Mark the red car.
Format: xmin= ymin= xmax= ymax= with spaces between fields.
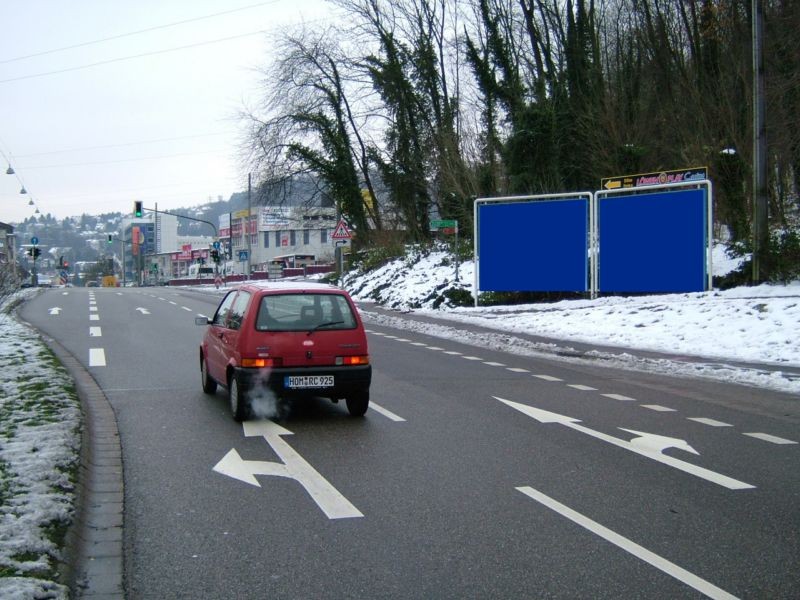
xmin=197 ymin=282 xmax=371 ymax=420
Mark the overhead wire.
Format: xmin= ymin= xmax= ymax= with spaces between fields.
xmin=12 ymin=131 xmax=229 ymax=158
xmin=0 ymin=30 xmax=269 ymax=84
xmin=0 ymin=0 xmax=282 ymax=65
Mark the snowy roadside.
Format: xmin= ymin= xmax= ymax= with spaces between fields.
xmin=0 ymin=290 xmax=80 ymax=600
xmin=344 ymin=246 xmax=800 ymax=396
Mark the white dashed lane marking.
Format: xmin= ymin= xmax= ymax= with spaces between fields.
xmin=533 ymin=374 xmax=563 ymax=382
xmin=743 ymin=433 xmax=797 ymax=445
xmin=688 ymin=418 xmax=733 ymax=427
xmin=369 ymin=402 xmax=406 ymax=422
xmin=89 ymin=348 xmax=106 ymax=367
xmin=641 ymin=405 xmax=677 ymax=412
xmin=603 ymin=393 xmax=636 ymax=401
xmin=89 ymin=327 xmax=102 ymax=337
xmin=567 ymin=384 xmax=597 ymax=391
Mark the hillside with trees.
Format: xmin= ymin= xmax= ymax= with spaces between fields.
xmin=241 ymin=0 xmax=799 ymax=281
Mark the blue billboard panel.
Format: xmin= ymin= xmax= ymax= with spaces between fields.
xmin=478 ymin=199 xmax=589 ymax=292
xmin=598 ymin=188 xmax=707 ymax=292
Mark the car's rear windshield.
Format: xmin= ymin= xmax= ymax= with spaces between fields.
xmin=255 ymin=293 xmax=358 ymax=332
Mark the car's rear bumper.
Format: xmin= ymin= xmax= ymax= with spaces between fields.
xmin=233 ymin=364 xmax=371 ymax=397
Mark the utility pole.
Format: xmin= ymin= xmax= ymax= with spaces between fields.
xmin=752 ymin=0 xmax=769 ymax=283
xmin=247 ymin=173 xmax=252 ymax=280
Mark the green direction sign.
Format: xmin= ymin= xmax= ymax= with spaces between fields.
xmin=430 ymin=219 xmax=456 ymax=230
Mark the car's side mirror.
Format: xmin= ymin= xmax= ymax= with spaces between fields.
xmin=195 ymin=316 xmax=211 ymax=326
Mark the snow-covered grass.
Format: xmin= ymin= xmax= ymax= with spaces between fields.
xmin=0 ymin=290 xmax=80 ymax=600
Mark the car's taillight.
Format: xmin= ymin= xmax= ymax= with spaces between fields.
xmin=336 ymin=355 xmax=369 ymax=366
xmin=241 ymin=357 xmax=283 ymax=368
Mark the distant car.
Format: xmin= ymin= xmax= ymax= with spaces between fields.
xmin=86 ymin=281 xmax=99 ymax=287
xmin=196 ymin=282 xmax=371 ymax=421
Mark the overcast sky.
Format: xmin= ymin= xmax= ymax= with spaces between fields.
xmin=0 ymin=0 xmax=335 ymax=224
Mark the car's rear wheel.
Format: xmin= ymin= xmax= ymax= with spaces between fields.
xmin=200 ymin=355 xmax=217 ymax=394
xmin=228 ymin=373 xmax=250 ymax=422
xmin=345 ymin=391 xmax=369 ymax=417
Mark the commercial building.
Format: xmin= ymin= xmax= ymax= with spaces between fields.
xmin=221 ymin=205 xmax=338 ymax=274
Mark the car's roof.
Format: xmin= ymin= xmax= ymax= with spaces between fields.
xmin=234 ymin=280 xmax=348 ymax=295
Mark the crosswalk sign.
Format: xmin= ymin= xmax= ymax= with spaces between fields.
xmin=331 ymin=219 xmax=352 ymax=240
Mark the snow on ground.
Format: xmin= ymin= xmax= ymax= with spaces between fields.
xmin=0 ymin=290 xmax=80 ymax=599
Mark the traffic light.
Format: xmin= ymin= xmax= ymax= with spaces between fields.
xmin=210 ymin=249 xmax=220 ymax=263
xmin=33 ymin=247 xmax=41 ymax=258
xmin=107 ymin=234 xmax=113 ymax=244
xmin=134 ymin=201 xmax=143 ymax=218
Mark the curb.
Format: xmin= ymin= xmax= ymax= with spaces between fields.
xmin=37 ymin=333 xmax=125 ymax=599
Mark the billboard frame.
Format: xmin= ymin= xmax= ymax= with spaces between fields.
xmin=594 ymin=179 xmax=713 ymax=294
xmin=473 ymin=192 xmax=595 ymax=306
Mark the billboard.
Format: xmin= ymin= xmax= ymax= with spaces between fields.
xmin=476 ymin=195 xmax=591 ymax=293
xmin=597 ymin=187 xmax=709 ymax=293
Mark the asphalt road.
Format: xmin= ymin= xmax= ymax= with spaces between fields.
xmin=20 ymin=286 xmax=800 ymax=599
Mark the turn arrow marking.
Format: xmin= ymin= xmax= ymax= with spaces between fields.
xmin=49 ymin=307 xmax=62 ymax=315
xmin=213 ymin=420 xmax=363 ymax=519
xmin=135 ymin=307 xmax=150 ymax=315
xmin=495 ymin=397 xmax=754 ymax=490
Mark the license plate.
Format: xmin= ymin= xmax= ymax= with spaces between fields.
xmin=284 ymin=375 xmax=334 ymax=389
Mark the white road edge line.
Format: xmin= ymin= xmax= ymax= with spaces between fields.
xmin=369 ymin=402 xmax=406 ymax=422
xmin=516 ymin=486 xmax=739 ymax=600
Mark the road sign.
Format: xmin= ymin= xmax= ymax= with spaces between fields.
xmin=601 ymin=167 xmax=707 ymax=190
xmin=31 ymin=236 xmax=39 ymax=245
xmin=238 ymin=250 xmax=249 ymax=262
xmin=331 ymin=219 xmax=352 ymax=240
xmin=430 ymin=219 xmax=456 ymax=230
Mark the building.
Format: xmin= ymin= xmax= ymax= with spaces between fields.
xmin=220 ymin=205 xmax=338 ymax=273
xmin=0 ymin=221 xmax=16 ymax=266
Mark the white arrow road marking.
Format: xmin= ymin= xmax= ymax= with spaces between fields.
xmin=516 ymin=486 xmax=739 ymax=600
xmin=89 ymin=327 xmax=102 ymax=337
xmin=135 ymin=307 xmax=150 ymax=315
xmin=49 ymin=307 xmax=62 ymax=315
xmin=213 ymin=420 xmax=363 ymax=519
xmin=61 ymin=291 xmax=69 ymax=296
xmin=495 ymin=397 xmax=755 ymax=490
xmin=89 ymin=348 xmax=106 ymax=367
